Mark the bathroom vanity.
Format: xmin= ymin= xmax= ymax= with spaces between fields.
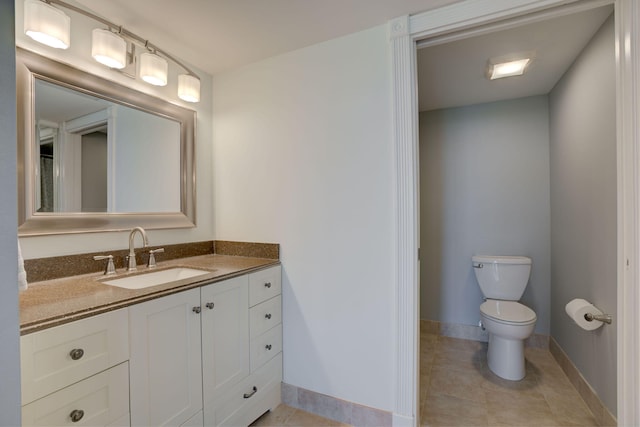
xmin=19 ymin=256 xmax=281 ymax=427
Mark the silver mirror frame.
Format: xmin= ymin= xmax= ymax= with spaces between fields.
xmin=17 ymin=48 xmax=197 ymax=236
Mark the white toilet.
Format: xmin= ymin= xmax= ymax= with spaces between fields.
xmin=472 ymin=255 xmax=537 ymax=381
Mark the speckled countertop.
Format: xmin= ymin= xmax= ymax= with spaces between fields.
xmin=19 ymin=254 xmax=279 ymax=335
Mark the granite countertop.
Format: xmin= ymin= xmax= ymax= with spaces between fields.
xmin=19 ymin=254 xmax=279 ymax=335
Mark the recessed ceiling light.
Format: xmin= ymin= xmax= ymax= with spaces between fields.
xmin=488 ymin=58 xmax=531 ymax=80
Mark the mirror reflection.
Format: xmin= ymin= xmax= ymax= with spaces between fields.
xmin=17 ymin=47 xmax=196 ymax=236
xmin=34 ymin=79 xmax=181 ymax=214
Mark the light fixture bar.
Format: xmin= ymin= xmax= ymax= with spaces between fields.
xmin=34 ymin=0 xmax=199 ymax=81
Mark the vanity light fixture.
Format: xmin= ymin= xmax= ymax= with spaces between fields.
xmin=140 ymin=52 xmax=168 ymax=86
xmin=23 ymin=0 xmax=201 ymax=103
xmin=488 ymin=58 xmax=531 ymax=80
xmin=24 ymin=0 xmax=70 ymax=49
xmin=91 ymin=29 xmax=127 ymax=69
xmin=178 ymin=74 xmax=201 ymax=103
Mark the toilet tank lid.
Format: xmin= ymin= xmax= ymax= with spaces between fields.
xmin=472 ymin=255 xmax=531 ymax=265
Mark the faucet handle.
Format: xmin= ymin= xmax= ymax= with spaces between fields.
xmin=147 ymin=248 xmax=165 ymax=268
xmin=93 ymin=255 xmax=116 ymax=275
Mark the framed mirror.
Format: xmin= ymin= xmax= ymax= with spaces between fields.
xmin=16 ymin=48 xmax=197 ymax=236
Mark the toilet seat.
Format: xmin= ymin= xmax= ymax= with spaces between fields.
xmin=480 ymin=300 xmax=536 ymax=324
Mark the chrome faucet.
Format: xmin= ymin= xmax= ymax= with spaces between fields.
xmin=127 ymin=227 xmax=149 ymax=271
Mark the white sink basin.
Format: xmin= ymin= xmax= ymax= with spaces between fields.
xmin=102 ymin=267 xmax=210 ymax=290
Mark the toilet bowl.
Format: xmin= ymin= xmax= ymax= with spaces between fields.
xmin=472 ymin=255 xmax=537 ymax=381
xmin=480 ymin=299 xmax=536 ymax=380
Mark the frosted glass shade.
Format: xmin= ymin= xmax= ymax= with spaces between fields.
xmin=24 ymin=0 xmax=70 ymax=49
xmin=178 ymin=74 xmax=200 ymax=103
xmin=92 ymin=29 xmax=126 ymax=69
xmin=140 ymin=52 xmax=168 ymax=86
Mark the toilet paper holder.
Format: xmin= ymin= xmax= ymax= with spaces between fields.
xmin=584 ymin=312 xmax=613 ymax=324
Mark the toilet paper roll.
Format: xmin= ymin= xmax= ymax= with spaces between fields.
xmin=565 ymin=298 xmax=603 ymax=331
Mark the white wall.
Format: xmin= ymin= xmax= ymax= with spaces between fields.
xmin=212 ymin=25 xmax=394 ymax=411
xmin=14 ymin=0 xmax=214 ymax=258
xmin=419 ymin=96 xmax=551 ymax=334
xmin=112 ymin=106 xmax=180 ymax=212
xmin=0 ymin=0 xmax=22 ymax=424
xmin=549 ymin=15 xmax=616 ymax=414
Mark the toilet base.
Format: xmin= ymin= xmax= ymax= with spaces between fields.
xmin=487 ymin=334 xmax=526 ymax=381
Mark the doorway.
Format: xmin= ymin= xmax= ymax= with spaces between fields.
xmin=417 ymin=5 xmax=615 ymax=426
xmin=389 ymin=1 xmax=640 ymax=426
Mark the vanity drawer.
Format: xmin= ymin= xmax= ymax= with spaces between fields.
xmin=249 ymin=296 xmax=281 ymax=339
xmin=22 ymin=362 xmax=130 ymax=427
xmin=250 ymin=325 xmax=282 ymax=372
xmin=21 ymin=309 xmax=129 ymax=405
xmin=248 ymin=266 xmax=281 ymax=307
xmin=207 ymin=353 xmax=282 ymax=427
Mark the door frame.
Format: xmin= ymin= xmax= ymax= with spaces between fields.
xmin=389 ymin=0 xmax=640 ymax=426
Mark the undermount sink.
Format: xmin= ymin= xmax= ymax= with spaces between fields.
xmin=102 ymin=267 xmax=211 ymax=290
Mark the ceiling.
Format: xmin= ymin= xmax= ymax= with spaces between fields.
xmin=72 ymin=1 xmax=612 ymax=111
xmin=75 ymin=0 xmax=461 ymax=76
xmin=36 ymin=80 xmax=109 ymax=123
xmin=417 ymin=5 xmax=613 ymax=111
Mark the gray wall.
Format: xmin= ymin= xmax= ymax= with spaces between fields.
xmin=81 ymin=132 xmax=108 ymax=212
xmin=419 ymin=96 xmax=551 ymax=334
xmin=0 ymin=0 xmax=22 ymax=424
xmin=549 ymin=15 xmax=616 ymax=414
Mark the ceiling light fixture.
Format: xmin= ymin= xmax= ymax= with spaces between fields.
xmin=24 ymin=0 xmax=70 ymax=49
xmin=488 ymin=58 xmax=531 ymax=80
xmin=23 ymin=0 xmax=201 ymax=103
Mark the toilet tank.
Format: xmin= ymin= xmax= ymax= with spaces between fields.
xmin=472 ymin=255 xmax=532 ymax=300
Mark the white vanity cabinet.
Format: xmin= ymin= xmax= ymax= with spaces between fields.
xmin=20 ymin=264 xmax=281 ymax=427
xmin=206 ymin=266 xmax=283 ymax=427
xmin=20 ymin=309 xmax=130 ymax=427
xmin=129 ymin=287 xmax=203 ymax=427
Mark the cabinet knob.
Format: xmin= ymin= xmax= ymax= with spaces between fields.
xmin=265 ymin=313 xmax=272 ymax=320
xmin=205 ymin=302 xmax=215 ymax=309
xmin=265 ymin=344 xmax=272 ymax=351
xmin=69 ymin=348 xmax=84 ymax=361
xmin=69 ymin=409 xmax=85 ymax=423
xmin=243 ymin=386 xmax=258 ymax=399
xmin=264 ymin=282 xmax=272 ymax=289
xmin=192 ymin=306 xmax=201 ymax=314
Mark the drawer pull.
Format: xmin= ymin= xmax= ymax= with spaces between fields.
xmin=265 ymin=344 xmax=272 ymax=351
xmin=69 ymin=409 xmax=85 ymax=423
xmin=264 ymin=282 xmax=272 ymax=289
xmin=243 ymin=386 xmax=258 ymax=399
xmin=69 ymin=348 xmax=84 ymax=361
xmin=193 ymin=306 xmax=201 ymax=314
xmin=265 ymin=313 xmax=272 ymax=320
xmin=205 ymin=302 xmax=215 ymax=309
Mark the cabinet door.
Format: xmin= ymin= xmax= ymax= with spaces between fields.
xmin=201 ymin=276 xmax=249 ymax=407
xmin=129 ymin=288 xmax=202 ymax=427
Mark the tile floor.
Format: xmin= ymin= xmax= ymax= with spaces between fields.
xmin=253 ymin=332 xmax=598 ymax=427
xmin=250 ymin=404 xmax=350 ymax=426
xmin=420 ymin=331 xmax=599 ymax=427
